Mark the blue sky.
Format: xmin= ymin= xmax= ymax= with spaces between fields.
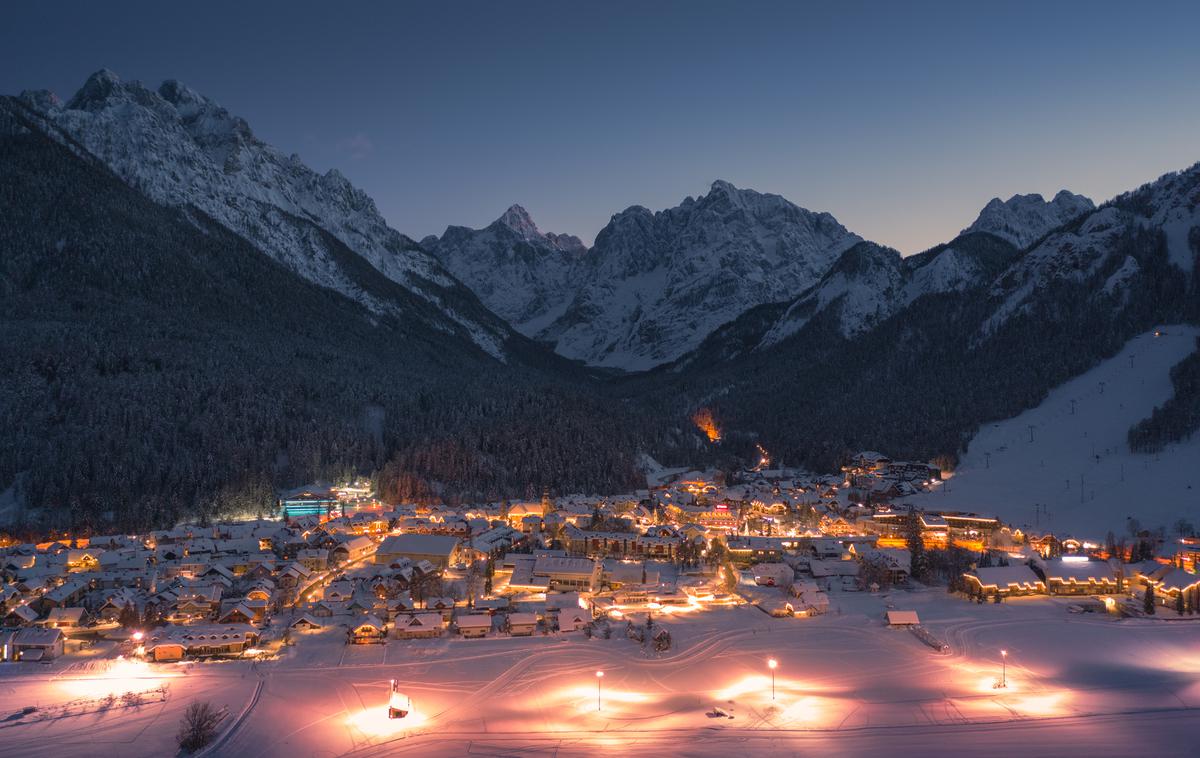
xmin=3 ymin=1 xmax=1199 ymax=252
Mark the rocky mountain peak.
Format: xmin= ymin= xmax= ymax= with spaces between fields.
xmin=65 ymin=69 xmax=156 ymax=112
xmin=495 ymin=204 xmax=540 ymax=238
xmin=964 ymin=189 xmax=1095 ymax=249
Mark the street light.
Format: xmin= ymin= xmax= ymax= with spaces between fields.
xmin=1000 ymin=649 xmax=1008 ymax=688
xmin=767 ymin=658 xmax=778 ymax=701
xmin=596 ymin=670 xmax=604 ymax=711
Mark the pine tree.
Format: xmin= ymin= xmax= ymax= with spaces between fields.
xmin=1144 ymin=583 xmax=1156 ymax=615
xmin=904 ymin=508 xmax=930 ymax=582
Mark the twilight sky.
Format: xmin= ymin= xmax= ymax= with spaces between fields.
xmin=4 ymin=1 xmax=1199 ymax=253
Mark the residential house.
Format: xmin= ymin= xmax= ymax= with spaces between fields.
xmin=349 ymin=616 xmax=387 ymax=644
xmin=375 ymin=534 xmax=461 ymax=569
xmin=506 ymin=612 xmax=539 ymax=636
xmin=455 ymin=614 xmax=492 ymax=638
xmin=393 ymin=613 xmax=444 ymax=639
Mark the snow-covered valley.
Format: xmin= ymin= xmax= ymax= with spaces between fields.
xmin=4 ymin=592 xmax=1199 ymax=758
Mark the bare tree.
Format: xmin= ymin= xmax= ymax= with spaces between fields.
xmin=177 ymin=701 xmax=224 ymax=753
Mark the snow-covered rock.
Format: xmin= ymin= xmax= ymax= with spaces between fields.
xmin=539 ymin=180 xmax=861 ymax=370
xmin=19 ymin=70 xmax=512 ymax=359
xmin=424 ymin=204 xmax=587 ymax=334
xmin=963 ymin=190 xmax=1095 ymax=249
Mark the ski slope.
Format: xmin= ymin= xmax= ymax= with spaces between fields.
xmin=909 ymin=325 xmax=1200 ymax=538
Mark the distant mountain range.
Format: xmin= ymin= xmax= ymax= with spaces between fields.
xmin=428 ymin=182 xmax=1117 ymax=371
xmin=2 ymin=69 xmax=1198 ymax=531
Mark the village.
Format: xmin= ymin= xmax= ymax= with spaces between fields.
xmin=1 ymin=452 xmax=1199 ymax=756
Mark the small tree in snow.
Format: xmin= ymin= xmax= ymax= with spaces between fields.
xmin=1144 ymin=584 xmax=1156 ymax=615
xmin=117 ymin=602 xmax=139 ymax=628
xmin=178 ymin=701 xmax=223 ymax=753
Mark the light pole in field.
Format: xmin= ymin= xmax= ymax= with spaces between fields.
xmin=596 ymin=670 xmax=604 ymax=711
xmin=767 ymin=658 xmax=778 ymax=701
xmin=1000 ymin=649 xmax=1008 ymax=688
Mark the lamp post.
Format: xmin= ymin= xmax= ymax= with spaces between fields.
xmin=767 ymin=658 xmax=778 ymax=701
xmin=1000 ymin=649 xmax=1008 ymax=688
xmin=596 ymin=670 xmax=604 ymax=711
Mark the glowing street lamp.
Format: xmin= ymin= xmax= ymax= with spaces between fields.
xmin=767 ymin=658 xmax=778 ymax=701
xmin=596 ymin=670 xmax=604 ymax=711
xmin=1000 ymin=649 xmax=1008 ymax=688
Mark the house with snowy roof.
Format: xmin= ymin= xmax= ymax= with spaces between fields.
xmin=332 ymin=535 xmax=376 ymax=564
xmin=1039 ymin=558 xmax=1118 ymax=595
xmin=857 ymin=547 xmax=912 ymax=584
xmin=3 ymin=604 xmax=39 ymax=627
xmin=375 ymin=533 xmax=461 ymax=568
xmin=0 ymin=627 xmax=64 ymax=661
xmin=394 ymin=612 xmax=444 ymax=639
xmin=505 ymin=612 xmax=539 ymax=636
xmin=455 ymin=613 xmax=492 ymax=638
xmin=349 ymin=615 xmax=387 ymax=644
xmin=963 ymin=565 xmax=1046 ymax=598
xmin=1138 ymin=565 xmax=1200 ymax=610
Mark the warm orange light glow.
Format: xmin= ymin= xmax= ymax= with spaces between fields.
xmin=768 ymin=658 xmax=778 ymax=670
xmin=59 ymin=657 xmax=177 ymax=700
xmin=692 ymin=408 xmax=721 ymax=443
xmin=346 ymin=706 xmax=427 ymax=736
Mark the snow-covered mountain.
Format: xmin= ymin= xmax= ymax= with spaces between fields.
xmin=423 ymin=204 xmax=586 ymax=333
xmin=538 ymin=180 xmax=861 ymax=370
xmin=962 ymin=190 xmax=1095 ymax=249
xmin=759 ymin=242 xmax=904 ymax=346
xmin=982 ymin=163 xmax=1200 ymax=336
xmin=18 ymin=70 xmax=513 ymax=359
xmin=757 ymin=231 xmax=1020 ymax=349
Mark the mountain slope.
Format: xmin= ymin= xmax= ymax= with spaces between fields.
xmin=424 ymin=205 xmax=586 ymax=334
xmin=750 ymin=232 xmax=1018 ymax=352
xmin=982 ymin=165 xmax=1200 ymax=337
xmin=539 ymin=180 xmax=861 ymax=370
xmin=0 ymin=97 xmax=675 ymax=532
xmin=640 ymin=164 xmax=1199 ymax=475
xmin=905 ymin=326 xmax=1200 ymax=537
xmin=19 ymin=70 xmax=514 ymax=359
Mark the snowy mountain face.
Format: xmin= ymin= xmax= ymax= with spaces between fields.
xmin=424 ymin=205 xmax=587 ymax=333
xmin=538 ymin=180 xmax=862 ymax=370
xmin=18 ymin=70 xmax=513 ymax=360
xmin=981 ymin=163 xmax=1200 ymax=337
xmin=759 ymin=242 xmax=904 ymax=346
xmin=963 ymin=190 xmax=1095 ymax=249
xmin=756 ymin=232 xmax=1019 ymax=350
